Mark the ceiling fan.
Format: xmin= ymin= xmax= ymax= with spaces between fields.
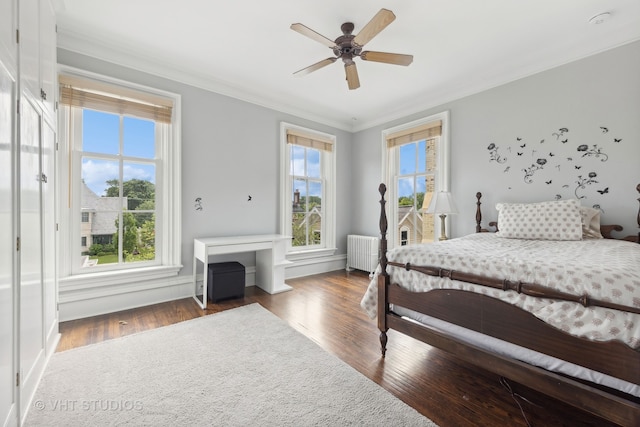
xmin=291 ymin=8 xmax=413 ymax=90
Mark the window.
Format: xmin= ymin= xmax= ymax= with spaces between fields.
xmin=400 ymin=228 xmax=409 ymax=246
xmin=382 ymin=112 xmax=450 ymax=248
xmin=280 ymin=123 xmax=336 ymax=257
xmin=58 ymin=68 xmax=181 ymax=285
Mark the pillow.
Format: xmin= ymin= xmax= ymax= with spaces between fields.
xmin=579 ymin=206 xmax=603 ymax=239
xmin=496 ymin=199 xmax=583 ymax=240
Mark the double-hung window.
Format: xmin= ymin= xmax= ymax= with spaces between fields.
xmin=58 ymin=69 xmax=181 ymax=286
xmin=383 ymin=112 xmax=449 ymax=247
xmin=280 ymin=123 xmax=336 ymax=257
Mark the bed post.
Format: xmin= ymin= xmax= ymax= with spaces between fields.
xmin=635 ymin=183 xmax=640 ymax=244
xmin=377 ymin=183 xmax=389 ymax=357
xmin=475 ymin=192 xmax=483 ymax=233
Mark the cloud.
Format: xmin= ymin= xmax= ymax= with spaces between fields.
xmin=82 ymin=159 xmax=154 ymax=196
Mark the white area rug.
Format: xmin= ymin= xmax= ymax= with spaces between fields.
xmin=26 ymin=303 xmax=437 ymax=426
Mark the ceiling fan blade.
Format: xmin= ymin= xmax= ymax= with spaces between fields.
xmin=293 ymin=57 xmax=338 ymax=76
xmin=345 ymin=63 xmax=360 ymax=90
xmin=361 ymin=51 xmax=413 ymax=66
xmin=352 ymin=8 xmax=396 ymax=47
xmin=290 ymin=23 xmax=337 ymax=49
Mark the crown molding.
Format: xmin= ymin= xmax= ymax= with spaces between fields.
xmin=56 ymin=26 xmax=355 ymax=132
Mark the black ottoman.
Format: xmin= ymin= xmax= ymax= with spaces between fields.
xmin=207 ymin=261 xmax=245 ymax=302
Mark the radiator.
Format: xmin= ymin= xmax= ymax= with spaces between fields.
xmin=346 ymin=235 xmax=379 ymax=277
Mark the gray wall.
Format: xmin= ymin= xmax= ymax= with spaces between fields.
xmin=58 ymin=49 xmax=354 ymax=277
xmin=59 ymin=39 xmax=640 ymax=280
xmin=352 ymin=41 xmax=640 ymax=239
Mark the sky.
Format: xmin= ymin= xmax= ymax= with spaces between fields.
xmin=398 ymin=140 xmax=427 ymax=198
xmin=290 ymin=145 xmax=322 ymax=199
xmin=82 ymin=109 xmax=156 ymax=196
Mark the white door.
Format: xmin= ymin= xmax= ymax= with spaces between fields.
xmin=19 ymin=95 xmax=44 ymax=418
xmin=0 ymin=59 xmax=17 ymax=427
xmin=0 ymin=0 xmax=17 ymax=75
xmin=41 ymin=118 xmax=56 ymax=341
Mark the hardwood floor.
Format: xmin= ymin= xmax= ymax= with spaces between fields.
xmin=58 ymin=270 xmax=619 ymax=427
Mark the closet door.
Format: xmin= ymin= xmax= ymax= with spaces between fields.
xmin=17 ymin=0 xmax=39 ymax=101
xmin=0 ymin=0 xmax=17 ymax=75
xmin=0 ymin=60 xmax=17 ymax=427
xmin=19 ymin=95 xmax=43 ymax=416
xmin=42 ymin=118 xmax=56 ymax=341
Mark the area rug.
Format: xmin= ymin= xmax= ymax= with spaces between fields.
xmin=25 ymin=303 xmax=437 ymax=426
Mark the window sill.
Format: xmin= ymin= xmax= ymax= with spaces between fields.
xmin=287 ymin=247 xmax=337 ymax=261
xmin=59 ymin=264 xmax=183 ymax=292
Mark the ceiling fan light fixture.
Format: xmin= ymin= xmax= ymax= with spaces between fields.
xmin=291 ymin=8 xmax=412 ymax=90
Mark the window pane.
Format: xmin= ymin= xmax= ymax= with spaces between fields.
xmin=82 ymin=110 xmax=119 ymax=155
xmin=417 ymin=140 xmax=426 ymax=173
xmin=308 ymin=180 xmax=321 ymax=205
xmin=293 ymin=178 xmax=306 ymax=199
xmin=122 ymin=162 xmax=155 ymax=211
xmin=82 ymin=212 xmax=118 ymax=267
xmin=308 ymin=212 xmax=321 ymax=245
xmin=81 ymin=157 xmax=119 ymax=197
xmin=290 ymin=145 xmax=305 ymax=175
xmin=399 ymin=143 xmax=416 ymax=175
xmin=124 ymin=116 xmax=155 ymax=158
xmin=125 ymin=212 xmax=156 ymax=263
xmin=292 ymin=211 xmax=306 ymax=247
xmin=397 ymin=177 xmax=414 ymax=206
xmin=416 ymin=175 xmax=426 ymax=207
xmin=306 ymin=148 xmax=321 ymax=178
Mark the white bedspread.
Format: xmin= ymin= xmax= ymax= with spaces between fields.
xmin=360 ymin=233 xmax=640 ymax=349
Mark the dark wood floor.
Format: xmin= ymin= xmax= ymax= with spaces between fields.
xmin=58 ymin=270 xmax=619 ymax=427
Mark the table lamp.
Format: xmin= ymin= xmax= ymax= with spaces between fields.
xmin=426 ymin=191 xmax=458 ymax=240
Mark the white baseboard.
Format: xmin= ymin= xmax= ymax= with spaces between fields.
xmin=58 ymin=255 xmax=347 ymax=321
xmin=285 ymin=254 xmax=347 ymax=279
xmin=58 ymin=275 xmax=194 ymax=321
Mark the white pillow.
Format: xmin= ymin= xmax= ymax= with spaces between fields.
xmin=496 ymin=199 xmax=583 ymax=240
xmin=579 ymin=206 xmax=603 ymax=239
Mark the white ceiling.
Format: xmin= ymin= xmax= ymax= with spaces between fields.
xmin=53 ymin=0 xmax=640 ymax=132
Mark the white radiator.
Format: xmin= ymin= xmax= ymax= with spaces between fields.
xmin=346 ymin=235 xmax=379 ymax=277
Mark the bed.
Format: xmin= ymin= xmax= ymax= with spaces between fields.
xmin=361 ymin=183 xmax=640 ymax=426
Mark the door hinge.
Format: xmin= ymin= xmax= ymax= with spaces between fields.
xmin=16 ymin=237 xmax=20 ymax=252
xmin=16 ymin=99 xmax=20 ymax=114
xmin=16 ymin=29 xmax=19 ymax=44
xmin=16 ymin=372 xmax=19 ymax=386
xmin=56 ymin=223 xmax=59 ymax=231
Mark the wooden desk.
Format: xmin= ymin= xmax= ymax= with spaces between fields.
xmin=193 ymin=234 xmax=293 ymax=308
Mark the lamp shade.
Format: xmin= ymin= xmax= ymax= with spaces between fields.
xmin=426 ymin=191 xmax=458 ymax=215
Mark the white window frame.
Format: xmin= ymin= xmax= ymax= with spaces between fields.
xmin=381 ymin=111 xmax=450 ymax=248
xmin=57 ymin=66 xmax=182 ymax=290
xmin=279 ymin=122 xmax=336 ymax=260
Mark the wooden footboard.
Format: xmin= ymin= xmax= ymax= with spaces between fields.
xmin=376 ymin=182 xmax=640 ymax=425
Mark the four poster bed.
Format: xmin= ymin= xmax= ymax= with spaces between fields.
xmin=361 ymin=183 xmax=640 ymax=426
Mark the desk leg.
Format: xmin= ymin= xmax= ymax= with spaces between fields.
xmin=193 ymin=256 xmax=207 ymax=309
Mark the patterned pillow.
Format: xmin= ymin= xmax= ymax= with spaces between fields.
xmin=496 ymin=199 xmax=583 ymax=240
xmin=579 ymin=206 xmax=603 ymax=239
